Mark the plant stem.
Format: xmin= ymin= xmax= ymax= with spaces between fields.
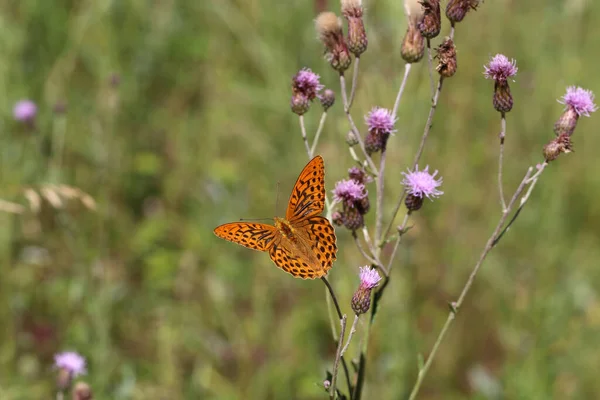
xmin=330 ymin=315 xmax=347 ymax=399
xmin=407 ymin=167 xmax=534 ymax=400
xmin=347 ymin=57 xmax=361 ymax=111
xmin=498 ymin=114 xmax=507 ymax=211
xmin=392 ymin=63 xmax=412 ymax=119
xmin=299 ymin=115 xmax=311 ymax=157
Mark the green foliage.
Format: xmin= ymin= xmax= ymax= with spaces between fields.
xmin=1 ymin=0 xmax=600 ymax=398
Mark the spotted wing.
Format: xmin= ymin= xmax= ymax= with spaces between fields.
xmin=268 ymin=216 xmax=337 ymax=279
xmin=285 ymin=155 xmax=325 ymax=223
xmin=294 ymin=216 xmax=337 ymax=274
xmin=214 ymin=222 xmax=278 ymax=252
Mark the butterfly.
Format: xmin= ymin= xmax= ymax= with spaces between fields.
xmin=214 ymin=155 xmax=337 ymax=279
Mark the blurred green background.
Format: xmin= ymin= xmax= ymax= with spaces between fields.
xmin=1 ymin=0 xmax=599 ymax=399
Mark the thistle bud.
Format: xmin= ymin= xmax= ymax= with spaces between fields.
xmin=401 ymin=21 xmax=425 ymax=63
xmin=348 ymin=166 xmax=371 ymax=184
xmin=554 ymin=86 xmax=597 ymax=136
xmin=543 ymin=133 xmax=573 ymax=162
xmin=290 ymin=93 xmax=310 ymax=115
xmin=332 ymin=211 xmax=344 ymax=226
xmin=418 ymin=0 xmax=441 ymax=39
xmin=446 ymin=0 xmax=479 ymax=24
xmin=342 ymin=0 xmax=368 ymax=57
xmin=346 ymin=130 xmax=359 ymax=146
xmin=73 ymin=382 xmax=93 ymax=400
xmin=351 ymin=266 xmax=382 ymax=315
xmin=364 ymin=107 xmax=396 ymax=154
xmin=320 ymin=89 xmax=335 ymax=111
xmin=315 ymin=12 xmax=352 ymax=73
xmin=435 ymin=37 xmax=457 ymax=78
xmin=483 ymin=54 xmax=518 ymax=113
xmin=342 ymin=206 xmax=364 ymax=231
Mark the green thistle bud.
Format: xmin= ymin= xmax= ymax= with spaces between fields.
xmin=342 ymin=0 xmax=368 ymax=57
xmin=320 ymin=89 xmax=335 ymax=111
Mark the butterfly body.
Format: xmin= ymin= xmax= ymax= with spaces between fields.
xmin=214 ymin=156 xmax=337 ymax=279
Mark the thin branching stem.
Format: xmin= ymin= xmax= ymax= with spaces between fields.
xmin=413 ymin=77 xmax=444 ymax=169
xmin=498 ymin=114 xmax=507 ymax=211
xmin=386 ymin=213 xmax=411 ymax=273
xmin=426 ymin=39 xmax=435 ymax=97
xmin=347 ymin=57 xmax=361 ymax=110
xmin=353 ymin=231 xmax=378 ymax=266
xmin=392 ymin=63 xmax=412 ymax=119
xmin=322 ymin=277 xmax=353 ymax=398
xmin=299 ymin=115 xmax=311 ymax=157
xmin=310 ymin=111 xmax=328 ymax=157
xmin=341 ymin=314 xmax=360 ymax=357
xmin=340 ymin=74 xmax=378 ymax=174
xmin=407 ymin=167 xmax=534 ymax=400
xmin=375 ymin=149 xmax=386 ymax=248
xmin=330 ymin=315 xmax=347 ymax=400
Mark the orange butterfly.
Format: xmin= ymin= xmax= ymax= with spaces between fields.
xmin=214 ymin=155 xmax=337 ymax=279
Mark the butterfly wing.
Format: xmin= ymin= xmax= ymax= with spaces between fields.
xmin=293 ymin=216 xmax=337 ymax=274
xmin=285 ymin=155 xmax=325 ymax=223
xmin=214 ymin=222 xmax=278 ymax=252
xmin=269 ymin=241 xmax=323 ymax=279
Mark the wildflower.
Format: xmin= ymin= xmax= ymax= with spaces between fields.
xmin=319 ymin=89 xmax=335 ymax=111
xmin=435 ymin=37 xmax=457 ymax=78
xmin=55 ymin=351 xmax=86 ymax=391
xmin=351 ymin=266 xmax=382 ymax=315
xmin=554 ymin=86 xmax=597 ymax=136
xmin=315 ymin=12 xmax=352 ymax=73
xmin=484 ymin=54 xmax=518 ymax=113
xmin=333 ymin=179 xmax=366 ymax=205
xmin=13 ymin=100 xmax=37 ymax=123
xmin=55 ymin=351 xmax=87 ymax=377
xmin=402 ymin=166 xmax=443 ymax=211
xmin=446 ymin=0 xmax=479 ymax=24
xmin=364 ymin=107 xmax=396 ymax=154
xmin=341 ymin=0 xmax=368 ymax=57
xmin=292 ymin=68 xmax=323 ymax=102
xmin=332 ymin=178 xmax=369 ymax=231
xmin=418 ymin=0 xmax=441 ymax=39
xmin=346 ymin=130 xmax=359 ymax=146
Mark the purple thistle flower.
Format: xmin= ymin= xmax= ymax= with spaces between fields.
xmin=558 ymin=86 xmax=598 ymax=117
xmin=54 ymin=351 xmax=87 ymax=377
xmin=292 ymin=68 xmax=324 ymax=101
xmin=365 ymin=107 xmax=396 ymax=134
xmin=13 ymin=100 xmax=37 ymax=122
xmin=483 ymin=54 xmax=517 ymax=82
xmin=402 ymin=165 xmax=443 ymax=200
xmin=358 ymin=266 xmax=381 ymax=289
xmin=332 ymin=179 xmax=367 ymax=205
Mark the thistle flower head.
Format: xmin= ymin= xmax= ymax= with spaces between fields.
xmin=351 ymin=266 xmax=382 ymax=315
xmin=358 ymin=266 xmax=382 ymax=289
xmin=558 ymin=86 xmax=597 ymax=117
xmin=333 ymin=179 xmax=367 ymax=205
xmin=483 ymin=54 xmax=518 ymax=82
xmin=13 ymin=100 xmax=37 ymax=122
xmin=365 ymin=107 xmax=396 ymax=134
xmin=292 ymin=68 xmax=323 ymax=101
xmin=402 ymin=165 xmax=443 ymax=200
xmin=54 ymin=351 xmax=87 ymax=377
